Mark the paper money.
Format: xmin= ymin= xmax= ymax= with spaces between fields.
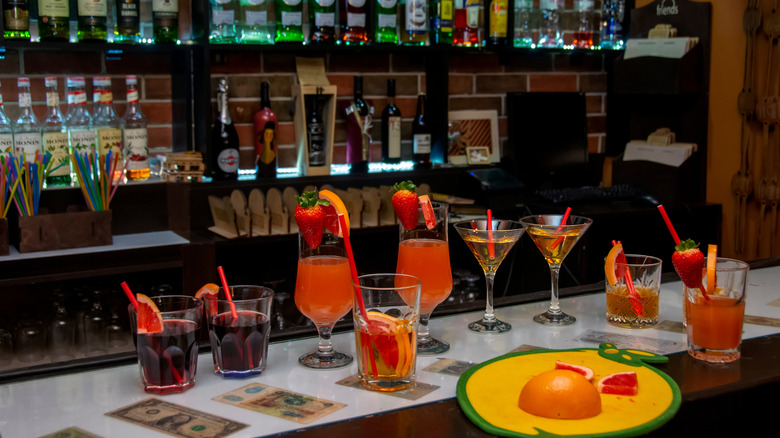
xmin=39 ymin=427 xmax=103 ymax=438
xmin=507 ymin=344 xmax=547 ymax=354
xmin=422 ymin=358 xmax=476 ymax=377
xmin=744 ymin=314 xmax=780 ymax=328
xmin=576 ymin=329 xmax=686 ymax=355
xmin=654 ymin=320 xmax=686 ymax=334
xmin=768 ymin=298 xmax=780 ymax=308
xmin=106 ymin=398 xmax=248 ymax=438
xmin=214 ymin=384 xmax=345 ymax=425
xmin=335 ymin=374 xmax=440 ymax=400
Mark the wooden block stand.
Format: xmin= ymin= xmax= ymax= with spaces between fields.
xmin=293 ymin=85 xmax=337 ymax=176
xmin=163 ymin=152 xmax=205 ymax=182
xmin=0 ymin=218 xmax=8 ymax=256
xmin=15 ymin=210 xmax=113 ymax=253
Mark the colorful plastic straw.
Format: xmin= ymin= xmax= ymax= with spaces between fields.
xmin=486 ymin=209 xmax=495 ymax=258
xmin=551 ymin=207 xmax=572 ymax=249
xmin=217 ymin=266 xmax=239 ymax=320
xmin=121 ymin=281 xmax=139 ymax=310
xmin=612 ymin=240 xmax=644 ymax=316
xmin=657 ymin=205 xmax=681 ymax=246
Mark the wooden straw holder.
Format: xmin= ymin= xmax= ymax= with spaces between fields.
xmin=13 ymin=210 xmax=113 ymax=253
xmin=0 ymin=218 xmax=8 ymax=256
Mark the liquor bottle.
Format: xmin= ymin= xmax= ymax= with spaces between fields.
xmin=240 ymin=0 xmax=275 ymax=44
xmin=538 ymin=0 xmax=561 ymax=48
xmin=122 ymin=75 xmax=149 ymax=181
xmin=254 ymin=81 xmax=278 ymax=178
xmin=210 ymin=0 xmax=238 ymax=43
xmin=2 ymin=0 xmax=30 ymax=40
xmin=211 ymin=78 xmax=239 ymax=180
xmin=573 ymin=0 xmax=594 ymax=49
xmin=381 ymin=79 xmax=401 ymax=163
xmin=65 ymin=77 xmax=97 ymax=155
xmin=42 ymin=77 xmax=71 ymax=186
xmin=374 ymin=0 xmax=398 ymax=44
xmin=0 ymin=83 xmax=14 ymax=161
xmin=345 ymin=76 xmax=371 ymax=173
xmin=600 ymin=0 xmax=624 ymax=49
xmin=275 ymin=0 xmax=304 ymax=42
xmin=13 ymin=78 xmax=40 ymax=164
xmin=412 ymin=92 xmax=431 ymax=168
xmin=305 ymin=94 xmax=325 ymax=167
xmin=153 ymin=0 xmax=179 ymax=43
xmin=77 ymin=0 xmax=108 ymax=41
xmin=431 ymin=0 xmax=453 ymax=45
xmin=453 ymin=0 xmax=481 ymax=47
xmin=93 ymin=77 xmax=123 ymax=173
xmin=339 ymin=0 xmax=368 ymax=45
xmin=400 ymin=0 xmax=428 ymax=46
xmin=485 ymin=0 xmax=507 ymax=47
xmin=38 ymin=0 xmax=70 ymax=41
xmin=309 ymin=0 xmax=336 ymax=43
xmin=513 ymin=0 xmax=535 ymax=48
xmin=114 ymin=0 xmax=141 ymax=43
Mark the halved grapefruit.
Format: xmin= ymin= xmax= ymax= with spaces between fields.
xmin=136 ymin=293 xmax=164 ymax=334
xmin=554 ymin=360 xmax=595 ymax=380
xmin=707 ymin=244 xmax=717 ymax=295
xmin=605 ymin=243 xmax=627 ymax=286
xmin=195 ymin=283 xmax=220 ymax=316
xmin=597 ymin=371 xmax=638 ymax=396
xmin=418 ymin=195 xmax=436 ymax=230
xmin=318 ymin=189 xmax=350 ymax=237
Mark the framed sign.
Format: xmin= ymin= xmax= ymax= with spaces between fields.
xmin=466 ymin=146 xmax=491 ymax=165
xmin=447 ymin=110 xmax=500 ymax=165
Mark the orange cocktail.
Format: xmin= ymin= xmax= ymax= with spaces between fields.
xmin=687 ymin=295 xmax=745 ymax=350
xmin=295 ymin=255 xmax=353 ymax=324
xmin=396 ymin=239 xmax=452 ymax=314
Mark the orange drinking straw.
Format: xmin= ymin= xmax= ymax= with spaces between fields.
xmin=121 ymin=281 xmax=138 ymax=310
xmin=657 ymin=205 xmax=681 ymax=246
xmin=217 ymin=266 xmax=240 ymax=320
xmin=339 ymin=213 xmax=378 ymax=378
xmin=551 ymin=207 xmax=572 ymax=249
xmin=486 ymin=209 xmax=495 ymax=258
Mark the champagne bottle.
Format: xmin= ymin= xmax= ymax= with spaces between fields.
xmin=254 ymin=82 xmax=278 ymax=178
xmin=339 ymin=0 xmax=368 ymax=45
xmin=431 ymin=0 xmax=453 ymax=45
xmin=240 ymin=0 xmax=275 ymax=44
xmin=309 ymin=0 xmax=336 ymax=43
xmin=42 ymin=77 xmax=71 ymax=186
xmin=114 ymin=0 xmax=141 ymax=43
xmin=306 ymin=94 xmax=326 ymax=167
xmin=153 ymin=0 xmax=179 ymax=43
xmin=211 ymin=78 xmax=240 ymax=180
xmin=2 ymin=0 xmax=30 ymax=40
xmin=14 ymin=78 xmax=40 ymax=164
xmin=381 ymin=79 xmax=401 ymax=163
xmin=122 ymin=75 xmax=149 ymax=181
xmin=38 ymin=0 xmax=70 ymax=41
xmin=77 ymin=0 xmax=108 ymax=41
xmin=400 ymin=0 xmax=428 ymax=46
xmin=485 ymin=0 xmax=507 ymax=46
xmin=412 ymin=92 xmax=431 ymax=168
xmin=345 ymin=76 xmax=370 ymax=173
xmin=210 ymin=0 xmax=239 ymax=43
xmin=374 ymin=0 xmax=398 ymax=44
xmin=275 ymin=0 xmax=304 ymax=42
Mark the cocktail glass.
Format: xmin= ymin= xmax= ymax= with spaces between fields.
xmin=685 ymin=258 xmax=749 ymax=363
xmin=520 ymin=214 xmax=592 ymax=326
xmin=353 ymin=273 xmax=421 ymax=392
xmin=396 ymin=202 xmax=453 ymax=353
xmin=206 ymin=285 xmax=274 ymax=378
xmin=128 ymin=295 xmax=203 ymax=394
xmin=294 ymin=222 xmax=354 ymax=369
xmin=605 ymin=255 xmax=662 ymax=328
xmin=454 ymin=219 xmax=525 ymax=333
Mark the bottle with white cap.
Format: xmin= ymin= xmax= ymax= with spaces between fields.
xmin=122 ymin=75 xmax=149 ymax=181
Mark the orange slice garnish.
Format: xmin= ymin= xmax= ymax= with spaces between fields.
xmin=707 ymin=244 xmax=717 ymax=294
xmin=195 ymin=283 xmax=219 ymax=316
xmin=136 ymin=293 xmax=164 ymax=334
xmin=318 ymin=189 xmax=350 ymax=237
xmin=604 ymin=243 xmax=624 ymax=286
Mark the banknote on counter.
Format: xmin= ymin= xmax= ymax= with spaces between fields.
xmin=654 ymin=320 xmax=685 ymax=334
xmin=744 ymin=314 xmax=780 ymax=328
xmin=106 ymin=398 xmax=248 ymax=438
xmin=335 ymin=375 xmax=439 ymax=400
xmin=38 ymin=426 xmax=103 ymax=438
xmin=422 ymin=358 xmax=477 ymax=377
xmin=214 ymin=384 xmax=346 ymax=425
xmin=576 ymin=329 xmax=686 ymax=355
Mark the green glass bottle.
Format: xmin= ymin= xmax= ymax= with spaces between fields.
xmin=374 ymin=0 xmax=398 ymax=44
xmin=240 ymin=0 xmax=275 ymax=44
xmin=153 ymin=0 xmax=179 ymax=43
xmin=2 ymin=0 xmax=31 ymax=40
xmin=432 ymin=0 xmax=453 ymax=44
xmin=77 ymin=0 xmax=108 ymax=41
xmin=38 ymin=0 xmax=70 ymax=41
xmin=275 ymin=0 xmax=304 ymax=43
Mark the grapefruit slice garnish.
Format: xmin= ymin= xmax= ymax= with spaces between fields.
xmin=597 ymin=371 xmax=638 ymax=396
xmin=707 ymin=244 xmax=717 ymax=295
xmin=195 ymin=283 xmax=219 ymax=316
xmin=365 ymin=311 xmax=414 ymax=375
xmin=418 ymin=195 xmax=436 ymax=230
xmin=136 ymin=293 xmax=164 ymax=334
xmin=554 ymin=360 xmax=595 ymax=380
xmin=604 ymin=243 xmax=626 ymax=286
xmin=318 ymin=189 xmax=350 ymax=237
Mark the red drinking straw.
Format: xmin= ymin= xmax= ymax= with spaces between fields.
xmin=486 ymin=209 xmax=495 ymax=258
xmin=217 ymin=266 xmax=240 ymax=320
xmin=551 ymin=207 xmax=572 ymax=249
xmin=339 ymin=214 xmax=378 ymax=378
xmin=121 ymin=282 xmax=138 ymax=310
xmin=612 ymin=240 xmax=644 ymax=317
xmin=657 ymin=205 xmax=681 ymax=246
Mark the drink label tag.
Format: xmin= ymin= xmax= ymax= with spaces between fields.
xmin=378 ymin=13 xmax=396 ymax=29
xmin=42 ymin=132 xmax=70 ymax=177
xmin=124 ymin=128 xmax=149 ymax=170
xmin=245 ymin=10 xmax=267 ymax=25
xmin=18 ymin=93 xmax=31 ymax=107
xmin=347 ymin=12 xmax=366 ymax=27
xmin=281 ymin=11 xmax=302 ymax=26
xmin=413 ymin=133 xmax=431 ymax=154
xmin=406 ymin=0 xmax=428 ymax=32
xmin=315 ymin=12 xmax=335 ymax=27
xmin=213 ymin=10 xmax=235 ymax=25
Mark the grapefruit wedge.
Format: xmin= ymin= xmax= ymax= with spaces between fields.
xmin=195 ymin=283 xmax=220 ymax=316
xmin=365 ymin=311 xmax=414 ymax=377
xmin=605 ymin=243 xmax=627 ymax=286
xmin=597 ymin=371 xmax=638 ymax=396
xmin=418 ymin=195 xmax=436 ymax=230
xmin=318 ymin=189 xmax=350 ymax=237
xmin=136 ymin=293 xmax=164 ymax=334
xmin=554 ymin=360 xmax=595 ymax=380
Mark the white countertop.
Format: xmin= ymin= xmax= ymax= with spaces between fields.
xmin=2 ymin=266 xmax=779 ymax=438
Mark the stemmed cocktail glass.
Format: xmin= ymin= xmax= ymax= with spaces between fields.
xmin=294 ymin=217 xmax=354 ymax=368
xmin=396 ymin=202 xmax=453 ymax=354
xmin=454 ymin=219 xmax=525 ymax=333
xmin=519 ymin=214 xmax=592 ymax=325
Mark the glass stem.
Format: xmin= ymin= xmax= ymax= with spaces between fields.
xmin=315 ymin=323 xmax=336 ymax=358
xmin=417 ymin=313 xmax=432 ymax=344
xmin=483 ymin=271 xmax=497 ymax=322
xmin=549 ymin=265 xmax=561 ymax=314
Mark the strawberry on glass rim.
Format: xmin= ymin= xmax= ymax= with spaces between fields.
xmin=295 ymin=191 xmax=329 ymax=249
xmin=672 ymin=239 xmax=709 ymax=300
xmin=392 ymin=181 xmax=419 ymax=230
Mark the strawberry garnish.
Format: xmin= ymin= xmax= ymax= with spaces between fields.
xmin=392 ymin=181 xmax=419 ymax=230
xmin=294 ymin=191 xmax=329 ymax=249
xmin=672 ymin=239 xmax=707 ymax=294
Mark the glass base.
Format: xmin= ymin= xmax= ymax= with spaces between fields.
xmin=468 ymin=318 xmax=512 ymax=333
xmin=688 ymin=345 xmax=740 ymax=363
xmin=143 ymin=381 xmax=195 ymax=394
xmin=417 ymin=337 xmax=450 ymax=354
xmin=534 ymin=311 xmax=576 ymax=325
xmin=216 ymin=369 xmax=264 ymax=378
xmin=298 ymin=351 xmax=353 ymax=369
xmin=359 ymin=377 xmax=413 ymax=392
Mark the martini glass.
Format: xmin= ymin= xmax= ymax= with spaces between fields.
xmin=454 ymin=219 xmax=525 ymax=333
xmin=519 ymin=214 xmax=592 ymax=325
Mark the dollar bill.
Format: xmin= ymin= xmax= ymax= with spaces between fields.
xmin=507 ymin=344 xmax=547 ymax=354
xmin=335 ymin=374 xmax=440 ymax=401
xmin=106 ymin=398 xmax=248 ymax=438
xmin=576 ymin=329 xmax=686 ymax=355
xmin=654 ymin=320 xmax=686 ymax=334
xmin=39 ymin=427 xmax=102 ymax=438
xmin=214 ymin=384 xmax=345 ymax=425
xmin=744 ymin=314 xmax=780 ymax=328
xmin=422 ymin=358 xmax=476 ymax=377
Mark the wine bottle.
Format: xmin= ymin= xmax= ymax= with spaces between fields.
xmin=114 ymin=0 xmax=140 ymax=43
xmin=485 ymin=0 xmax=507 ymax=46
xmin=42 ymin=77 xmax=71 ymax=186
xmin=122 ymin=75 xmax=149 ymax=181
xmin=77 ymin=0 xmax=108 ymax=41
xmin=345 ymin=76 xmax=371 ymax=173
xmin=65 ymin=77 xmax=97 ymax=156
xmin=309 ymin=0 xmax=336 ymax=43
xmin=210 ymin=0 xmax=239 ymax=43
xmin=254 ymin=82 xmax=278 ymax=178
xmin=339 ymin=0 xmax=368 ymax=45
xmin=93 ymin=77 xmax=123 ymax=178
xmin=431 ymin=0 xmax=453 ymax=45
xmin=412 ymin=92 xmax=431 ymax=168
xmin=375 ymin=0 xmax=398 ymax=44
xmin=153 ymin=0 xmax=179 ymax=43
xmin=275 ymin=0 xmax=304 ymax=42
xmin=38 ymin=0 xmax=70 ymax=41
xmin=306 ymin=94 xmax=326 ymax=167
xmin=0 ymin=83 xmax=13 ymax=162
xmin=2 ymin=0 xmax=30 ymax=40
xmin=240 ymin=0 xmax=275 ymax=44
xmin=211 ymin=78 xmax=240 ymax=180
xmin=13 ymin=78 xmax=40 ymax=164
xmin=381 ymin=79 xmax=401 ymax=163
xmin=400 ymin=0 xmax=428 ymax=46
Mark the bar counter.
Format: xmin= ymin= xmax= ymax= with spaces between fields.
xmin=2 ymin=264 xmax=779 ymax=437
